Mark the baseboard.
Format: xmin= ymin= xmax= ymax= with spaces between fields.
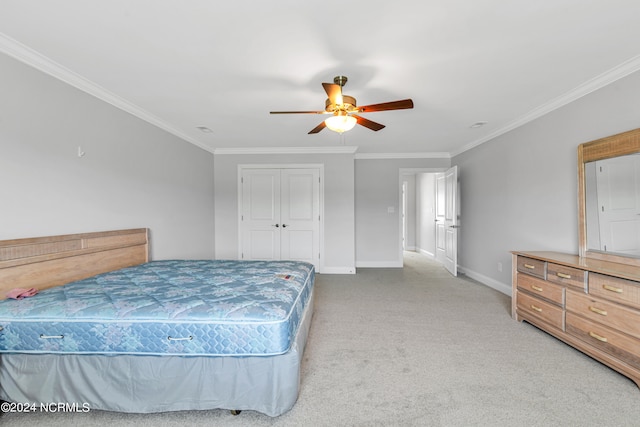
xmin=350 ymin=256 xmax=513 ymax=298
xmin=320 ymin=266 xmax=356 ymax=274
xmin=458 ymin=266 xmax=512 ymax=296
xmin=355 ymin=260 xmax=403 ymax=268
xmin=417 ymin=248 xmax=436 ymax=259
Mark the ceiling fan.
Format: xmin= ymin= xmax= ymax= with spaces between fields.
xmin=270 ymin=76 xmax=414 ymax=134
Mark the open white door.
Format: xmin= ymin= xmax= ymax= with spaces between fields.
xmin=435 ymin=166 xmax=458 ymax=276
xmin=435 ymin=173 xmax=446 ymax=266
xmin=444 ymin=166 xmax=458 ymax=276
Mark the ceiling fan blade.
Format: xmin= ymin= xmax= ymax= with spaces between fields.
xmin=308 ymin=121 xmax=327 ymax=134
xmin=322 ymin=83 xmax=343 ymax=105
xmin=358 ymin=99 xmax=414 ymax=113
xmin=352 ymin=114 xmax=385 ymax=131
xmin=270 ymin=110 xmax=326 ymax=114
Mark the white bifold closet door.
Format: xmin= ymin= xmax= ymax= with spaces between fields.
xmin=241 ymin=168 xmax=320 ymax=270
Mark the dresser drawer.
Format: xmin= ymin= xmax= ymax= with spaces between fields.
xmin=517 ymin=291 xmax=563 ymax=329
xmin=517 ymin=274 xmax=564 ymax=305
xmin=517 ymin=256 xmax=546 ymax=279
xmin=547 ymin=263 xmax=586 ymax=290
xmin=566 ymin=312 xmax=640 ymax=370
xmin=566 ymin=289 xmax=640 ymax=340
xmin=589 ymin=273 xmax=640 ymax=309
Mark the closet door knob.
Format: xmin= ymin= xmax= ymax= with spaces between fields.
xmin=273 ymin=224 xmax=280 ymax=227
xmin=282 ymin=224 xmax=288 ymax=228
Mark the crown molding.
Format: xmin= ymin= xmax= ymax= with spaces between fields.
xmin=451 ymin=54 xmax=640 ymax=158
xmin=0 ymin=32 xmax=213 ymax=153
xmin=213 ymin=146 xmax=359 ymax=155
xmin=355 ymin=152 xmax=450 ymax=160
xmin=4 ymin=31 xmax=639 ymax=160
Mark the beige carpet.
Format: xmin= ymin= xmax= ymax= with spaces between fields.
xmin=3 ymin=251 xmax=640 ymax=426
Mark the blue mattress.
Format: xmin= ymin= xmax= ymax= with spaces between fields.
xmin=0 ymin=260 xmax=314 ymax=356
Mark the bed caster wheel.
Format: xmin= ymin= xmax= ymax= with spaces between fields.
xmin=230 ymin=409 xmax=242 ymax=416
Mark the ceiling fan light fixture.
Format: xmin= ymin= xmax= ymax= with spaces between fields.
xmin=270 ymin=75 xmax=413 ymax=134
xmin=325 ymin=114 xmax=357 ymax=133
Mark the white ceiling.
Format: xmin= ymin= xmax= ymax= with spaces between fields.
xmin=1 ymin=1 xmax=640 ymax=156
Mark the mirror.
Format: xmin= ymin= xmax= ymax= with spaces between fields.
xmin=578 ymin=128 xmax=640 ymax=266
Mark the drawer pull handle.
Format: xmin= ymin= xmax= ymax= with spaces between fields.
xmin=588 ymin=331 xmax=608 ymax=343
xmin=556 ymin=272 xmax=572 ymax=279
xmin=530 ymin=304 xmax=543 ymax=312
xmin=531 ymin=285 xmax=543 ymax=292
xmin=523 ymin=264 xmax=536 ymax=270
xmin=588 ymin=306 xmax=607 ymax=316
xmin=602 ymin=284 xmax=623 ymax=294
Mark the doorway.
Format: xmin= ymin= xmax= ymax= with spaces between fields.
xmin=400 ymin=167 xmax=459 ymax=276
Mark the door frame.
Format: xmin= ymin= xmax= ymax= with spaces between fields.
xmin=402 ymin=181 xmax=408 ymax=250
xmin=238 ymin=164 xmax=325 ymax=273
xmin=399 ymin=168 xmax=448 ymax=266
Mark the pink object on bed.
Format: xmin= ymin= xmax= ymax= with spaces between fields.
xmin=6 ymin=288 xmax=38 ymax=299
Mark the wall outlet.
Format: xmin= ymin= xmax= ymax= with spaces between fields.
xmin=497 ymin=262 xmax=503 ymax=272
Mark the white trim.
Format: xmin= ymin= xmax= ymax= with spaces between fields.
xmin=321 ymin=266 xmax=356 ymax=274
xmin=401 ymin=168 xmax=449 ymax=175
xmin=318 ymin=168 xmax=325 ymax=275
xmin=417 ymin=248 xmax=436 ymax=259
xmin=5 ymin=29 xmax=639 ymax=160
xmin=0 ymin=32 xmax=212 ymax=154
xmin=356 ymin=260 xmax=404 ymax=268
xmin=458 ymin=266 xmax=512 ymax=296
xmin=238 ymin=163 xmax=325 ymax=169
xmin=451 ymin=54 xmax=640 ymax=157
xmin=356 ymin=152 xmax=450 ymax=160
xmin=215 ymin=146 xmax=358 ymax=155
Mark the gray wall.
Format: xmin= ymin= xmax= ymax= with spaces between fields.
xmin=355 ymin=158 xmax=450 ymax=267
xmin=0 ymin=53 xmax=215 ymax=259
xmin=213 ymin=153 xmax=356 ymax=273
xmin=6 ymin=45 xmax=639 ymax=282
xmin=453 ymin=70 xmax=640 ymax=295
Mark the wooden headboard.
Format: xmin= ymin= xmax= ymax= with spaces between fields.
xmin=0 ymin=228 xmax=149 ymax=299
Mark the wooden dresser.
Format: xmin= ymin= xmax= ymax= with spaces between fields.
xmin=512 ymin=250 xmax=640 ymax=388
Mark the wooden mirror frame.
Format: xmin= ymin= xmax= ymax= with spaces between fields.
xmin=578 ymin=127 xmax=640 ymax=266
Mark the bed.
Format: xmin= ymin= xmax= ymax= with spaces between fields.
xmin=0 ymin=229 xmax=315 ymax=416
